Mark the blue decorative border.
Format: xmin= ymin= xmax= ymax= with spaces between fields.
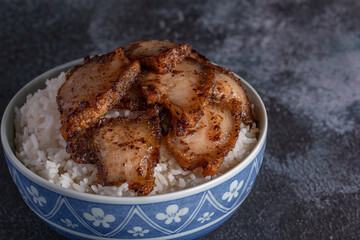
xmin=6 ymin=138 xmax=265 ymax=239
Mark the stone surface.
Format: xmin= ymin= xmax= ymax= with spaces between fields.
xmin=0 ymin=0 xmax=359 ymax=239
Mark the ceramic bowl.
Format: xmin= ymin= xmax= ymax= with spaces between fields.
xmin=1 ymin=59 xmax=267 ymax=240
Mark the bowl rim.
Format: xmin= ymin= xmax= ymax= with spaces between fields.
xmin=1 ymin=59 xmax=268 ymax=204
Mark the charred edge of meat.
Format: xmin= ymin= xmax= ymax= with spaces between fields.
xmin=64 ymin=117 xmax=107 ymax=164
xmin=161 ymin=58 xmax=215 ymax=128
xmin=174 ymin=60 xmax=215 ymax=128
xmin=95 ymin=152 xmax=159 ymax=196
xmin=166 ymin=102 xmax=242 ymax=176
xmin=59 ymin=60 xmax=141 ymax=140
xmin=191 ymin=48 xmax=254 ymax=125
xmin=129 ymin=149 xmax=159 ymax=196
xmin=230 ymin=98 xmax=255 ymax=125
xmin=202 ymin=158 xmax=222 ymax=177
xmin=124 ymin=39 xmax=180 ymax=53
xmin=189 ymin=49 xmax=212 ymax=66
xmin=65 ymin=63 xmax=84 ymax=80
xmin=93 ymin=116 xmax=161 ymax=196
xmin=124 ymin=40 xmax=192 ymax=74
xmin=94 ymin=108 xmax=162 ymax=141
xmin=66 ymin=135 xmax=92 ymax=164
xmin=207 ymin=63 xmax=255 ymax=125
xmin=219 ymin=66 xmax=254 ymax=125
xmin=145 ymin=43 xmax=192 ymax=73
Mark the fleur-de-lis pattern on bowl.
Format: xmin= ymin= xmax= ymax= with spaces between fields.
xmin=197 ymin=212 xmax=215 ymax=224
xmin=26 ymin=185 xmax=47 ymax=207
xmin=155 ymin=204 xmax=189 ymax=225
xmin=60 ymin=218 xmax=78 ymax=228
xmin=5 ymin=150 xmax=264 ymax=239
xmin=83 ymin=207 xmax=116 ymax=228
xmin=5 ymin=147 xmax=265 ymax=239
xmin=222 ymin=180 xmax=244 ymax=202
xmin=127 ymin=226 xmax=150 ymax=237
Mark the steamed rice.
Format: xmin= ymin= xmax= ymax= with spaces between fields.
xmin=14 ymin=73 xmax=258 ymax=197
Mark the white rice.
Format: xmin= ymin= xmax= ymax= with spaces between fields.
xmin=14 ymin=73 xmax=258 ymax=197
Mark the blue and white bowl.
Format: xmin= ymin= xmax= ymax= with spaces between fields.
xmin=1 ymin=59 xmax=267 ymax=240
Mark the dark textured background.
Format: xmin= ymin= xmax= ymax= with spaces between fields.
xmin=1 ymin=0 xmax=360 ymax=239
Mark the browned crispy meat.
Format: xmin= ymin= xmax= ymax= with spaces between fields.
xmin=57 ymin=47 xmax=141 ymax=141
xmin=55 ymin=40 xmax=256 ymax=194
xmin=140 ymin=58 xmax=215 ymax=128
xmin=190 ymin=48 xmax=254 ymax=124
xmin=166 ymin=103 xmax=240 ymax=176
xmin=124 ymin=39 xmax=192 ymax=73
xmin=189 ymin=49 xmax=210 ymax=66
xmin=211 ymin=66 xmax=254 ymax=125
xmin=66 ymin=133 xmax=97 ymax=164
xmin=164 ymin=50 xmax=253 ymax=176
xmin=92 ymin=115 xmax=161 ymax=196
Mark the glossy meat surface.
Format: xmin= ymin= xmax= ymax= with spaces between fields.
xmin=211 ymin=66 xmax=254 ymax=125
xmin=166 ymin=103 xmax=240 ymax=176
xmin=124 ymin=39 xmax=191 ymax=73
xmin=57 ymin=47 xmax=141 ymax=140
xmin=190 ymin=48 xmax=254 ymax=124
xmin=140 ymin=58 xmax=215 ymax=127
xmin=93 ymin=116 xmax=161 ymax=196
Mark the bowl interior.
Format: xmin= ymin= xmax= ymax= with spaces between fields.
xmin=2 ymin=59 xmax=81 ymax=153
xmin=1 ymin=59 xmax=267 ymax=203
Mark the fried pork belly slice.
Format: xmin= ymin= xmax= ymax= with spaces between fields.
xmin=124 ymin=39 xmax=192 ymax=73
xmin=66 ymin=103 xmax=157 ymax=165
xmin=166 ymin=103 xmax=240 ymax=176
xmin=190 ymin=48 xmax=254 ymax=124
xmin=57 ymin=47 xmax=141 ymax=140
xmin=140 ymin=58 xmax=215 ymax=128
xmin=93 ymin=116 xmax=161 ymax=196
xmin=211 ymin=66 xmax=254 ymax=124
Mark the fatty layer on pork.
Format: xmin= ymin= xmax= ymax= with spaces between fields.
xmin=164 ymin=50 xmax=254 ymax=176
xmin=57 ymin=47 xmax=141 ymax=140
xmin=140 ymin=58 xmax=215 ymax=128
xmin=124 ymin=39 xmax=192 ymax=73
xmin=211 ymin=66 xmax=254 ymax=125
xmin=190 ymin=48 xmax=254 ymax=124
xmin=93 ymin=114 xmax=161 ymax=196
xmin=166 ymin=103 xmax=240 ymax=176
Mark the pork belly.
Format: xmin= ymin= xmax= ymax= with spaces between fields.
xmin=93 ymin=115 xmax=161 ymax=196
xmin=124 ymin=39 xmax=191 ymax=73
xmin=166 ymin=103 xmax=240 ymax=176
xmin=57 ymin=47 xmax=141 ymax=140
xmin=140 ymin=58 xmax=215 ymax=128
